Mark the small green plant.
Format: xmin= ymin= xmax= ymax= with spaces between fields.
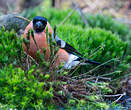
xmin=0 ymin=29 xmax=23 ymax=67
xmin=87 ymin=14 xmax=131 ymax=41
xmin=0 ymin=65 xmax=54 ymax=109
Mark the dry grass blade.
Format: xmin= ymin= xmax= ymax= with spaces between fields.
xmin=88 ymin=44 xmax=105 ymax=58
xmin=71 ymin=0 xmax=88 ymax=26
xmin=58 ymin=7 xmax=76 ymax=26
xmin=24 ymin=52 xmax=39 ymax=66
xmin=72 ymin=58 xmax=117 ymax=79
xmin=113 ymin=92 xmax=126 ymax=103
xmin=52 ymin=74 xmax=113 ymax=105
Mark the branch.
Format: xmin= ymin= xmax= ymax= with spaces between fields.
xmin=113 ymin=92 xmax=126 ymax=103
xmin=71 ymin=1 xmax=88 ymax=26
xmin=59 ymin=7 xmax=77 ymax=26
xmin=24 ymin=52 xmax=39 ymax=66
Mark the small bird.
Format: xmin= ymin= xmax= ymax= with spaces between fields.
xmin=23 ymin=16 xmax=105 ymax=69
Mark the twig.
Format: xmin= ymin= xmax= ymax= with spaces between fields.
xmin=72 ymin=58 xmax=118 ymax=79
xmin=88 ymin=44 xmax=105 ymax=58
xmin=58 ymin=7 xmax=77 ymax=26
xmin=101 ymin=93 xmax=126 ymax=98
xmin=24 ymin=52 xmax=39 ymax=66
xmin=95 ymin=76 xmax=99 ymax=83
xmin=15 ymin=16 xmax=30 ymax=23
xmin=26 ymin=55 xmax=30 ymax=70
xmin=100 ymin=71 xmax=121 ymax=77
xmin=53 ymin=96 xmax=65 ymax=105
xmin=71 ymin=1 xmax=88 ymax=26
xmin=113 ymin=92 xmax=126 ymax=103
xmin=97 ymin=76 xmax=111 ymax=81
xmin=68 ymin=64 xmax=81 ymax=77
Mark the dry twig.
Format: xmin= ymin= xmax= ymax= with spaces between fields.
xmin=71 ymin=1 xmax=88 ymax=26
xmin=113 ymin=92 xmax=126 ymax=103
xmin=24 ymin=52 xmax=39 ymax=66
xmin=59 ymin=7 xmax=77 ymax=26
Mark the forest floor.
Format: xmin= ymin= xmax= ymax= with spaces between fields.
xmin=60 ymin=0 xmax=131 ymax=18
xmin=56 ymin=0 xmax=131 ymax=26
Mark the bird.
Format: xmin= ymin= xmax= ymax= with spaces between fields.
xmin=23 ymin=16 xmax=107 ymax=69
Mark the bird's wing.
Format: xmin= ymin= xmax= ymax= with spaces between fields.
xmin=52 ymin=34 xmax=83 ymax=56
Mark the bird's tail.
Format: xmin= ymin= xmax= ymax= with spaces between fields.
xmin=85 ymin=59 xmax=101 ymax=65
xmin=82 ymin=59 xmax=110 ymax=68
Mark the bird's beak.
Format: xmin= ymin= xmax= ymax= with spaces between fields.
xmin=35 ymin=21 xmax=43 ymax=29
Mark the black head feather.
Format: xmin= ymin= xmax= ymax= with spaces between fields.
xmin=33 ymin=16 xmax=47 ymax=33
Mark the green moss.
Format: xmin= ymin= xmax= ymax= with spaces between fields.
xmin=0 ymin=65 xmax=54 ymax=109
xmin=86 ymin=14 xmax=131 ymax=41
xmin=0 ymin=29 xmax=23 ymax=67
xmin=57 ymin=25 xmax=127 ymax=62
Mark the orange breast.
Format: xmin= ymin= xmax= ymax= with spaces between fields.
xmin=23 ymin=21 xmax=53 ymax=59
xmin=23 ymin=21 xmax=69 ymax=68
xmin=54 ymin=49 xmax=69 ymax=67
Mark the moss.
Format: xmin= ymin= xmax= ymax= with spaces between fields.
xmin=0 ymin=29 xmax=23 ymax=67
xmin=57 ymin=25 xmax=127 ymax=62
xmin=0 ymin=6 xmax=130 ymax=110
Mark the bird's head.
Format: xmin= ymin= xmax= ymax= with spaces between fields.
xmin=33 ymin=16 xmax=47 ymax=33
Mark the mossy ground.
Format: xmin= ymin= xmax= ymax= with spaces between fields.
xmin=0 ymin=4 xmax=131 ymax=110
